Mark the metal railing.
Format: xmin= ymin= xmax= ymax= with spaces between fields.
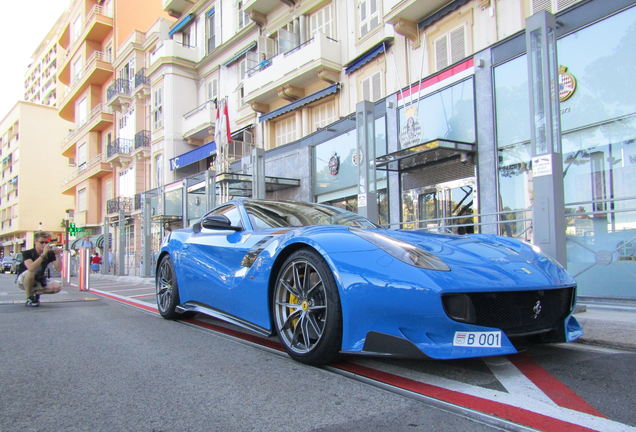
xmin=134 ymin=68 xmax=149 ymax=88
xmin=134 ymin=130 xmax=151 ymax=150
xmin=107 ymin=78 xmax=131 ymax=102
xmin=107 ymin=138 xmax=133 ymax=158
xmin=106 ymin=197 xmax=133 ymax=215
xmin=391 ymin=208 xmax=533 ymax=241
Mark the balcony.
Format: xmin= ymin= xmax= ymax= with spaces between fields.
xmin=244 ymin=32 xmax=342 ymax=106
xmin=61 ymin=104 xmax=114 ymax=156
xmin=85 ymin=5 xmax=113 ymax=43
xmin=182 ymin=101 xmax=215 ymax=145
xmin=106 ymin=78 xmax=132 ymax=110
xmin=58 ymin=52 xmax=113 ymax=121
xmin=163 ymin=0 xmax=195 ymax=17
xmin=61 ymin=154 xmax=112 ymax=195
xmin=132 ymin=130 xmax=151 ymax=159
xmin=244 ymin=0 xmax=281 ymax=16
xmin=133 ymin=68 xmax=150 ymax=99
xmin=149 ymin=40 xmax=198 ymax=70
xmin=106 ymin=197 xmax=133 ymax=216
xmin=106 ymin=138 xmax=133 ymax=167
xmin=384 ymin=0 xmax=452 ymax=43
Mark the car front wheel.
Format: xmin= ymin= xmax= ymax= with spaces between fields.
xmin=156 ymin=255 xmax=181 ymax=319
xmin=273 ymin=249 xmax=342 ymax=365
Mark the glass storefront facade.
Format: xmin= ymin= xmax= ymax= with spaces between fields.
xmin=495 ymin=5 xmax=636 ymax=298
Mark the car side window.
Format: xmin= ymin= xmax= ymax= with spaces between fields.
xmin=210 ymin=205 xmax=243 ymax=229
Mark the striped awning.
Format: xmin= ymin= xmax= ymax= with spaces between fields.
xmin=259 ymin=84 xmax=340 ymax=123
xmin=169 ymin=14 xmax=194 ymax=36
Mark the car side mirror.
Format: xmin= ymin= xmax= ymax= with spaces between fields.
xmin=200 ymin=215 xmax=242 ymax=231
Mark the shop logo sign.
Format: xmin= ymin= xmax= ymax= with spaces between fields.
xmin=559 ymin=65 xmax=577 ymax=102
xmin=399 ymin=105 xmax=422 ymax=148
xmin=328 ymin=152 xmax=340 ymax=175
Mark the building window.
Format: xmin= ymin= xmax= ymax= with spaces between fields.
xmin=207 ymin=9 xmax=216 ymax=53
xmin=531 ymin=0 xmax=580 ymax=14
xmin=358 ymin=0 xmax=380 ymax=38
xmin=72 ymin=56 xmax=83 ymax=83
xmin=155 ymin=154 xmax=163 ymax=187
xmin=77 ymin=97 xmax=87 ymax=126
xmin=207 ymin=78 xmax=218 ymax=101
xmin=77 ymin=188 xmax=87 ymax=212
xmin=434 ymin=25 xmax=466 ymax=71
xmin=275 ymin=115 xmax=296 ymax=147
xmin=310 ymin=3 xmax=335 ymax=38
xmin=361 ymin=71 xmax=382 ymax=102
xmin=313 ymin=100 xmax=337 ymax=131
xmin=152 ymin=88 xmax=163 ymax=129
xmin=277 ymin=21 xmax=300 ymax=54
xmin=77 ymin=142 xmax=87 ymax=170
xmin=71 ymin=14 xmax=83 ymax=43
xmin=237 ymin=1 xmax=250 ymax=29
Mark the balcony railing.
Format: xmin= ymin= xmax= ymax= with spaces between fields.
xmin=107 ymin=78 xmax=131 ymax=102
xmin=107 ymin=197 xmax=133 ymax=215
xmin=134 ymin=130 xmax=151 ymax=150
xmin=134 ymin=68 xmax=149 ymax=88
xmin=107 ymin=138 xmax=133 ymax=158
xmin=149 ymin=40 xmax=199 ymax=66
xmin=183 ymin=100 xmax=215 ymax=141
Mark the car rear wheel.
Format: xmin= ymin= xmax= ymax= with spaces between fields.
xmin=156 ymin=255 xmax=181 ymax=319
xmin=273 ymin=249 xmax=342 ymax=365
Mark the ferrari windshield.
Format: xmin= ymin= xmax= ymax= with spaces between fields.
xmin=244 ymin=200 xmax=377 ymax=229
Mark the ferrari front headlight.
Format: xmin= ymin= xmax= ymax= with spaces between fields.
xmin=350 ymin=228 xmax=450 ymax=271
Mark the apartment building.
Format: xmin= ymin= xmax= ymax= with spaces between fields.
xmin=131 ymin=0 xmax=634 ymax=301
xmin=55 ymin=0 xmax=169 ymax=255
xmin=0 ymin=102 xmax=73 ymax=256
xmin=24 ymin=12 xmax=69 ymax=108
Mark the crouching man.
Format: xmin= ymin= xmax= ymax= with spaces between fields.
xmin=17 ymin=231 xmax=62 ymax=307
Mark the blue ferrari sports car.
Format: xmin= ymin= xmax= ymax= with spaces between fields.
xmin=156 ymin=199 xmax=582 ymax=365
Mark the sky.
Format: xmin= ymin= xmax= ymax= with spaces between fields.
xmin=0 ymin=0 xmax=71 ymax=119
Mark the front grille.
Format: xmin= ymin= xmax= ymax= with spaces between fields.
xmin=442 ymin=287 xmax=574 ymax=336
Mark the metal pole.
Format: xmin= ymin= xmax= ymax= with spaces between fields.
xmin=142 ymin=193 xmax=152 ymax=278
xmin=101 ymin=218 xmax=110 ymax=274
xmin=118 ymin=208 xmax=126 ymax=275
xmin=251 ymin=147 xmax=265 ymax=199
xmin=355 ymin=100 xmax=378 ymax=223
xmin=525 ymin=10 xmax=566 ymax=266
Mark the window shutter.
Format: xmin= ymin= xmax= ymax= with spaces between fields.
xmin=449 ymin=27 xmax=465 ymax=64
xmin=556 ymin=0 xmax=577 ymax=11
xmin=372 ymin=73 xmax=381 ymax=101
xmin=532 ymin=0 xmax=552 ymax=13
xmin=362 ymin=78 xmax=370 ymax=101
xmin=435 ymin=37 xmax=449 ymax=70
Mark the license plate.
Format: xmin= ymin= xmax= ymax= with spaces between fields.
xmin=453 ymin=331 xmax=502 ymax=348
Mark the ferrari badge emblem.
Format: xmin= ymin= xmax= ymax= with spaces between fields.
xmin=532 ymin=300 xmax=542 ymax=320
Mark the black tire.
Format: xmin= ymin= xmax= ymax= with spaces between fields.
xmin=272 ymin=249 xmax=342 ymax=365
xmin=156 ymin=255 xmax=181 ymax=319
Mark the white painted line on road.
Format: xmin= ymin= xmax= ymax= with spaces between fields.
xmin=483 ymin=357 xmax=556 ymax=406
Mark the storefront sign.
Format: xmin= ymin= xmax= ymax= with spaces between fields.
xmin=558 ymin=65 xmax=577 ymax=102
xmin=328 ymin=153 xmax=340 ymax=175
xmin=532 ymin=154 xmax=553 ymax=177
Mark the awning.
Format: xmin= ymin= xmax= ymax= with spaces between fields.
xmin=206 ymin=7 xmax=215 ymax=17
xmin=259 ymin=84 xmax=340 ymax=123
xmin=375 ymin=138 xmax=475 ymax=171
xmin=169 ymin=13 xmax=194 ymax=36
xmin=169 ymin=141 xmax=217 ymax=171
xmin=223 ymin=41 xmax=257 ymax=66
xmin=418 ymin=0 xmax=470 ymax=30
xmin=344 ymin=40 xmax=391 ymax=75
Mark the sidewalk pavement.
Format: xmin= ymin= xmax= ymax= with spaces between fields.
xmin=75 ymin=274 xmax=636 ymax=352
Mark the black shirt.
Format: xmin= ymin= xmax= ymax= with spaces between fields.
xmin=17 ymin=248 xmax=56 ymax=285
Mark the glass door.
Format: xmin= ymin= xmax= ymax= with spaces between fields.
xmin=412 ymin=178 xmax=477 ymax=234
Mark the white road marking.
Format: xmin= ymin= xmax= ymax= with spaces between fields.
xmin=483 ymin=356 xmax=556 ymax=406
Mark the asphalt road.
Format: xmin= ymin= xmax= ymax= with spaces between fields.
xmin=0 ymin=275 xmax=501 ymax=432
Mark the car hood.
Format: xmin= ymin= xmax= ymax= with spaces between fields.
xmin=373 ymin=229 xmax=574 ymax=288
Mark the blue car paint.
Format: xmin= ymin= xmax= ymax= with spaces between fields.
xmin=160 ymin=200 xmax=582 ymax=360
